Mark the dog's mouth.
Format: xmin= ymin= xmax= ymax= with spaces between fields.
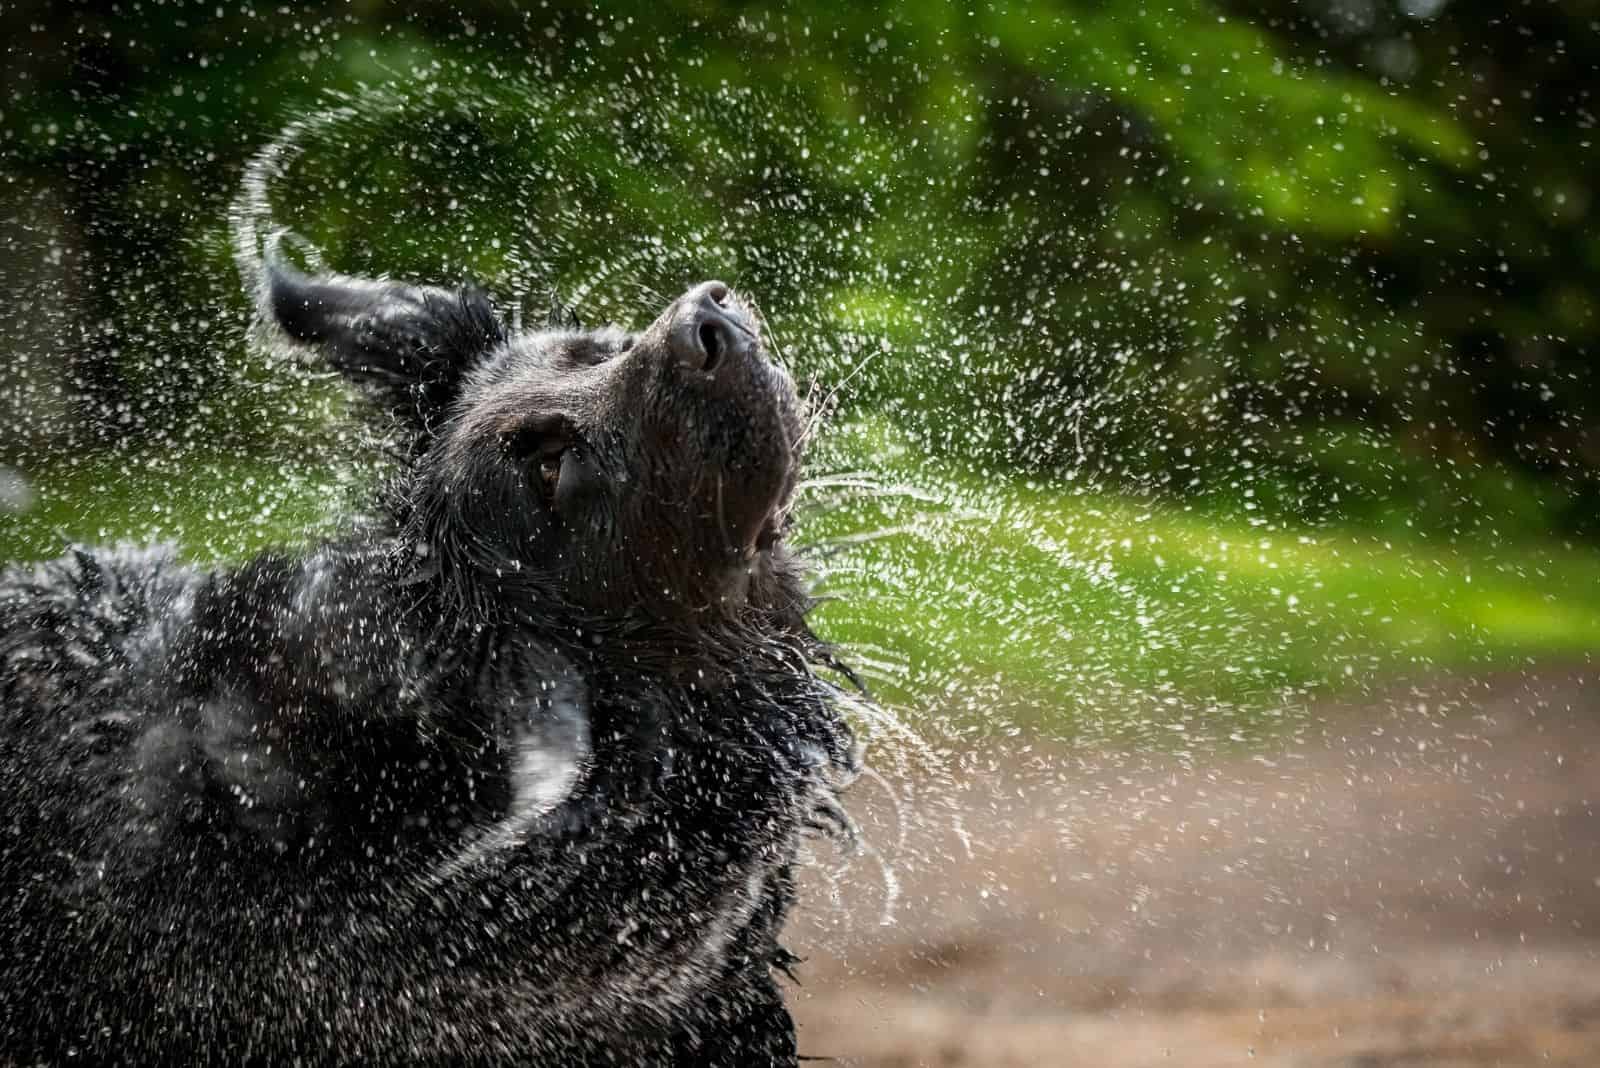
xmin=705 ymin=425 xmax=798 ymax=560
xmin=716 ymin=366 xmax=803 ymax=559
xmin=746 ymin=454 xmax=799 ymax=556
xmin=754 ymin=511 xmax=787 ymax=553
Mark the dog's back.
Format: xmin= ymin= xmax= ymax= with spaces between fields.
xmin=0 ymin=545 xmax=198 ymax=724
xmin=0 ymin=546 xmax=208 ymax=1048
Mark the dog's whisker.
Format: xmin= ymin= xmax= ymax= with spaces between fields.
xmin=793 ymin=340 xmax=886 ymax=453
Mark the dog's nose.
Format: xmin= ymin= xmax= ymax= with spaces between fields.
xmin=668 ymin=281 xmax=754 ymax=372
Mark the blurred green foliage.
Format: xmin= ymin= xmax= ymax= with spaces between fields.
xmin=2 ymin=0 xmax=1597 ymax=719
xmin=2 ymin=1 xmax=1596 ymax=542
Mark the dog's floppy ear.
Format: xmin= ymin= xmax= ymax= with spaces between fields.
xmin=265 ymin=237 xmax=506 ymax=440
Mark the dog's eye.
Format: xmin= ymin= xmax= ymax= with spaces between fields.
xmin=500 ymin=417 xmax=575 ymax=503
xmin=538 ymin=452 xmax=563 ymax=499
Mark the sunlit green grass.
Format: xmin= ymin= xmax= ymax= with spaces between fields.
xmin=4 ymin=431 xmax=1597 ymax=738
xmin=801 ymin=423 xmax=1600 ymax=733
xmin=806 ymin=468 xmax=1600 ymax=710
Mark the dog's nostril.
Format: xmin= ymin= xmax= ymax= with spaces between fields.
xmin=698 ymin=321 xmax=724 ymax=370
xmin=668 ymin=282 xmax=746 ymax=371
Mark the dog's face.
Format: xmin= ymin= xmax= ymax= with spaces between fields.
xmin=266 ymin=249 xmax=805 ymax=618
xmin=437 ymin=283 xmax=804 ymax=614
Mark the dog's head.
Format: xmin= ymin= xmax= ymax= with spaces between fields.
xmin=265 ymin=243 xmax=807 ymax=624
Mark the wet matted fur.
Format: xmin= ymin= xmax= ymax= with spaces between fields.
xmin=0 ymin=244 xmax=859 ymax=1065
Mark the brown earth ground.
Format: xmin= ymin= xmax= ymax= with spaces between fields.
xmin=787 ymin=667 xmax=1600 ymax=1067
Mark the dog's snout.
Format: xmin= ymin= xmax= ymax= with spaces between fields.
xmin=669 ymin=281 xmax=753 ymax=373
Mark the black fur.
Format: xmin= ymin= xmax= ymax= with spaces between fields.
xmin=0 ymin=246 xmax=858 ymax=1065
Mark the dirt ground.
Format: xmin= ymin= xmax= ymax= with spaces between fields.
xmin=787 ymin=667 xmax=1600 ymax=1066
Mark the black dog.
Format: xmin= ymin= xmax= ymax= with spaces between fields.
xmin=0 ymin=242 xmax=859 ymax=1064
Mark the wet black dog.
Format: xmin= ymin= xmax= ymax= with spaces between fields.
xmin=0 ymin=243 xmax=858 ymax=1064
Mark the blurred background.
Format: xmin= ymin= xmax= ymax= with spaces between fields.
xmin=3 ymin=2 xmax=1599 ymax=1064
